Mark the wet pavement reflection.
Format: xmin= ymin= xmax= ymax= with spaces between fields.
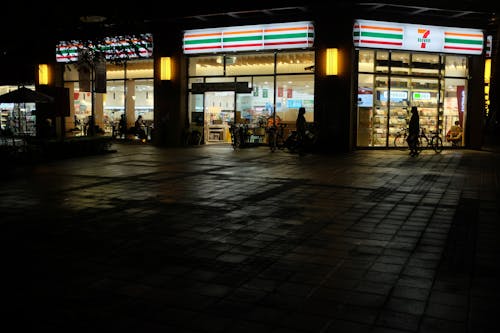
xmin=1 ymin=143 xmax=499 ymax=332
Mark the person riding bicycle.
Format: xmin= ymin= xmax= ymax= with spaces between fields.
xmin=407 ymin=106 xmax=420 ymax=157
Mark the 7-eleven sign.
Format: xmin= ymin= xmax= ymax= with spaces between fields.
xmin=354 ymin=19 xmax=483 ymax=55
xmin=418 ymin=28 xmax=431 ymax=49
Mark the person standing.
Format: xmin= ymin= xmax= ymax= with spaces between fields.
xmin=118 ymin=114 xmax=127 ymax=139
xmin=295 ymin=106 xmax=307 ymax=154
xmin=407 ymin=106 xmax=420 ymax=156
xmin=296 ymin=107 xmax=307 ymax=140
xmin=135 ymin=115 xmax=147 ymax=142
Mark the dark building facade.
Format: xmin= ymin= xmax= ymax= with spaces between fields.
xmin=1 ymin=2 xmax=497 ymax=153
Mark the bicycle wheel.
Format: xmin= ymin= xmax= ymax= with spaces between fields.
xmin=394 ymin=134 xmax=406 ymax=147
xmin=431 ymin=136 xmax=443 ymax=153
xmin=418 ymin=136 xmax=429 ymax=151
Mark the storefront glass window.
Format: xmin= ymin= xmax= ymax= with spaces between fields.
xmin=357 ymin=74 xmax=374 ymax=146
xmin=443 ymin=78 xmax=467 ymax=146
xmin=103 ymin=81 xmax=124 ymax=134
xmin=0 ymin=85 xmax=36 ymax=135
xmin=390 ymin=52 xmax=410 ymax=75
xmin=356 ymin=49 xmax=467 ymax=148
xmin=375 ymin=51 xmax=389 ymax=73
xmin=188 ymin=56 xmax=224 ymax=76
xmin=134 ymin=79 xmax=154 ymax=126
xmin=358 ymin=50 xmax=374 ymax=72
xmin=445 ymin=55 xmax=468 ymax=77
xmin=276 ymin=51 xmax=315 ymax=74
xmin=63 ymin=58 xmax=153 ymax=137
xmin=275 ymin=74 xmax=314 ymax=126
xmin=373 ymin=75 xmax=389 ymax=146
xmin=187 ymin=50 xmax=315 ymax=144
xmin=226 ymin=53 xmax=275 ymax=75
xmin=236 ymin=76 xmax=274 ymax=128
xmin=410 ymin=53 xmax=441 ymax=77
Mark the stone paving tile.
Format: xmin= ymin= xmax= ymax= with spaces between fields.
xmin=1 ymin=144 xmax=499 ymax=332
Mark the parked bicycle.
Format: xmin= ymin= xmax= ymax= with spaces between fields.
xmin=284 ymin=122 xmax=319 ymax=154
xmin=394 ymin=127 xmax=443 ymax=153
xmin=428 ymin=129 xmax=443 ymax=153
xmin=393 ymin=127 xmax=409 ymax=147
xmin=267 ymin=123 xmax=287 ymax=152
xmin=416 ymin=128 xmax=443 ymax=153
xmin=184 ymin=127 xmax=202 ymax=145
xmin=229 ymin=123 xmax=251 ymax=150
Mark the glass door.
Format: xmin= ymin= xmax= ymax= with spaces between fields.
xmin=204 ymin=91 xmax=235 ymax=144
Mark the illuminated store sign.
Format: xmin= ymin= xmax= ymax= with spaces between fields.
xmin=353 ymin=19 xmax=483 ymax=55
xmin=56 ymin=33 xmax=153 ymax=63
xmin=183 ymin=21 xmax=314 ymax=54
xmin=413 ymin=92 xmax=431 ymax=100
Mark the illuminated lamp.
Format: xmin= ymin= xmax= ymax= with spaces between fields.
xmin=161 ymin=57 xmax=172 ymax=80
xmin=484 ymin=58 xmax=491 ymax=84
xmin=38 ymin=64 xmax=49 ymax=85
xmin=326 ymin=48 xmax=338 ymax=76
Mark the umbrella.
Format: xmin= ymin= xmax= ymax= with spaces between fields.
xmin=0 ymin=86 xmax=54 ymax=104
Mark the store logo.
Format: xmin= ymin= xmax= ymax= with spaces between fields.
xmin=417 ymin=28 xmax=431 ymax=48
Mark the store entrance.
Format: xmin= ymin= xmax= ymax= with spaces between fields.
xmin=203 ymin=91 xmax=235 ymax=144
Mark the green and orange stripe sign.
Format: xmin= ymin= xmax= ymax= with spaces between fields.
xmin=56 ymin=33 xmax=153 ymax=63
xmin=444 ymin=31 xmax=483 ymax=53
xmin=354 ymin=19 xmax=483 ymax=55
xmin=353 ymin=21 xmax=403 ymax=48
xmin=183 ymin=21 xmax=314 ymax=54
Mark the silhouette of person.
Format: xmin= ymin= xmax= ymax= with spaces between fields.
xmin=118 ymin=114 xmax=126 ymax=138
xmin=407 ymin=106 xmax=420 ymax=156
xmin=135 ymin=115 xmax=147 ymax=141
xmin=296 ymin=107 xmax=307 ymax=141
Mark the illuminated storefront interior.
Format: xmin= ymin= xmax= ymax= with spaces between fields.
xmin=185 ymin=22 xmax=315 ymax=144
xmin=354 ymin=19 xmax=483 ymax=148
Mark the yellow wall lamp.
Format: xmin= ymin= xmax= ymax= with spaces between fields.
xmin=160 ymin=57 xmax=172 ymax=80
xmin=38 ymin=64 xmax=49 ymax=85
xmin=326 ymin=48 xmax=338 ymax=76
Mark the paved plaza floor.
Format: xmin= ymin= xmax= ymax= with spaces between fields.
xmin=1 ymin=142 xmax=499 ymax=332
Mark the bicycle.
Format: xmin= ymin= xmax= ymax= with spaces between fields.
xmin=394 ymin=127 xmax=429 ymax=149
xmin=284 ymin=122 xmax=319 ymax=154
xmin=428 ymin=130 xmax=443 ymax=153
xmin=185 ymin=128 xmax=202 ymax=145
xmin=230 ymin=123 xmax=251 ymax=150
xmin=417 ymin=128 xmax=443 ymax=153
xmin=395 ymin=127 xmax=442 ymax=154
xmin=229 ymin=123 xmax=242 ymax=150
xmin=267 ymin=123 xmax=287 ymax=152
xmin=393 ymin=127 xmax=409 ymax=147
xmin=417 ymin=128 xmax=429 ymax=152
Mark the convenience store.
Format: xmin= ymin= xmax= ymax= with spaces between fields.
xmin=1 ymin=5 xmax=493 ymax=153
xmin=353 ymin=19 xmax=484 ymax=148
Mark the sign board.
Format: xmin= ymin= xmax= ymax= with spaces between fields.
xmin=184 ymin=21 xmax=314 ymax=54
xmin=353 ymin=19 xmax=483 ymax=55
xmin=56 ymin=33 xmax=153 ymax=63
xmin=191 ymin=82 xmax=252 ymax=93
